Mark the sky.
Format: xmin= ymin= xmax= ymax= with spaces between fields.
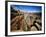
xmin=11 ymin=5 xmax=42 ymax=13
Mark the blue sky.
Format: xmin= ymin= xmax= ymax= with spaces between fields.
xmin=11 ymin=5 xmax=42 ymax=13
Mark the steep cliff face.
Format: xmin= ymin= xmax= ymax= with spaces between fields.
xmin=11 ymin=10 xmax=42 ymax=32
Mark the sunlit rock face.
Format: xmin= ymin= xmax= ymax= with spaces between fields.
xmin=11 ymin=10 xmax=42 ymax=32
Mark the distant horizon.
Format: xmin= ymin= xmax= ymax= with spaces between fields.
xmin=11 ymin=5 xmax=42 ymax=13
